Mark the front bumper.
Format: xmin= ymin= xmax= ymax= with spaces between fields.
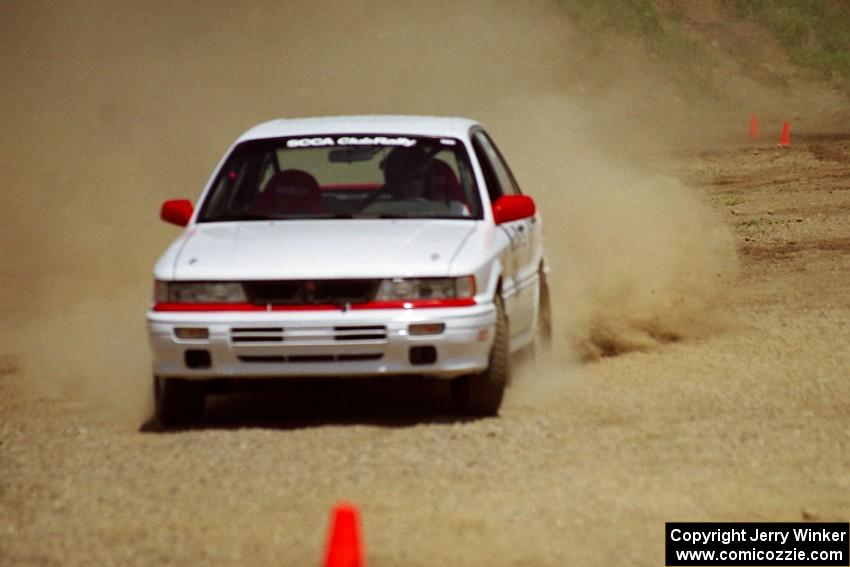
xmin=146 ymin=303 xmax=496 ymax=380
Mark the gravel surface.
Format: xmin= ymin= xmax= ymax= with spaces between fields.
xmin=2 ymin=137 xmax=849 ymax=565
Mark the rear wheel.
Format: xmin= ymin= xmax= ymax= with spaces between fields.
xmin=536 ymin=267 xmax=553 ymax=351
xmin=154 ymin=375 xmax=205 ymax=427
xmin=453 ymin=295 xmax=510 ymax=416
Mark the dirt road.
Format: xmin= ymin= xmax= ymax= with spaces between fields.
xmin=2 ymin=136 xmax=848 ymax=565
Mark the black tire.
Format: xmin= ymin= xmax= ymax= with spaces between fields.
xmin=453 ymin=294 xmax=510 ymax=416
xmin=536 ymin=268 xmax=553 ymax=351
xmin=154 ymin=375 xmax=205 ymax=427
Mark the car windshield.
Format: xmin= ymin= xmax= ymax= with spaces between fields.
xmin=197 ymin=135 xmax=483 ymax=222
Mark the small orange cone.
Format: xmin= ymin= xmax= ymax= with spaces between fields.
xmin=779 ymin=121 xmax=791 ymax=147
xmin=749 ymin=114 xmax=759 ymax=139
xmin=323 ymin=502 xmax=364 ymax=567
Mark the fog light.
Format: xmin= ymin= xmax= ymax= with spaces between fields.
xmin=185 ymin=349 xmax=211 ymax=369
xmin=408 ymin=323 xmax=445 ymax=336
xmin=409 ymin=346 xmax=437 ymax=365
xmin=175 ymin=327 xmax=209 ymax=340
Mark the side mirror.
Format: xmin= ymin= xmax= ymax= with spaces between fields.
xmin=492 ymin=195 xmax=536 ymax=224
xmin=160 ymin=199 xmax=193 ymax=227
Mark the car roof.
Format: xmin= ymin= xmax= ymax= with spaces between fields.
xmin=237 ymin=115 xmax=481 ymax=142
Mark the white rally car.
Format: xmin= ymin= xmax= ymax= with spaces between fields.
xmin=148 ymin=116 xmax=551 ymax=425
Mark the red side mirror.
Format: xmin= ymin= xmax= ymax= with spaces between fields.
xmin=492 ymin=195 xmax=536 ymax=224
xmin=160 ymin=199 xmax=193 ymax=227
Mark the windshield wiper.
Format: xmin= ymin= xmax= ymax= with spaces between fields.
xmin=201 ymin=212 xmax=448 ymax=222
xmin=202 ymin=212 xmax=279 ymax=222
xmin=203 ymin=212 xmax=357 ymax=222
xmin=353 ymin=213 xmax=410 ymax=219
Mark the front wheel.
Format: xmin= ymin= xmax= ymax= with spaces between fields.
xmin=453 ymin=295 xmax=510 ymax=416
xmin=154 ymin=375 xmax=205 ymax=427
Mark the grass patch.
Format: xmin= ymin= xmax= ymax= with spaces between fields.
xmin=559 ymin=0 xmax=718 ymax=100
xmin=559 ymin=0 xmax=664 ymax=37
xmin=736 ymin=0 xmax=850 ymax=88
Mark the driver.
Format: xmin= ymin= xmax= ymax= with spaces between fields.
xmin=375 ymin=147 xmax=469 ymax=216
xmin=382 ymin=146 xmax=432 ymax=200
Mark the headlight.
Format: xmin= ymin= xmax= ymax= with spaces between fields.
xmin=374 ymin=276 xmax=475 ymax=301
xmin=154 ymin=281 xmax=247 ymax=303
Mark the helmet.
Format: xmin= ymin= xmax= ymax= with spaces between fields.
xmin=382 ymin=146 xmax=431 ymax=185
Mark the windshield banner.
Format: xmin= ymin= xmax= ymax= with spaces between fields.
xmin=287 ymin=136 xmax=417 ymax=148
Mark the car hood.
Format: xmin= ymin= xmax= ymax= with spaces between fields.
xmin=169 ymin=220 xmax=479 ymax=280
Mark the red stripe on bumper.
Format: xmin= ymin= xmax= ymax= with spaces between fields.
xmin=152 ymin=299 xmax=476 ymax=312
xmin=350 ymin=299 xmax=476 ymax=309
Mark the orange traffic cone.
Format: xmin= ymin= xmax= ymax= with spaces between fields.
xmin=779 ymin=121 xmax=791 ymax=147
xmin=323 ymin=502 xmax=364 ymax=567
xmin=749 ymin=114 xmax=759 ymax=139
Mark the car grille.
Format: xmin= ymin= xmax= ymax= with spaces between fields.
xmin=242 ymin=280 xmax=381 ymax=306
xmin=230 ymin=325 xmax=388 ymax=343
xmin=229 ymin=325 xmax=388 ymax=364
xmin=237 ymin=353 xmax=383 ymax=363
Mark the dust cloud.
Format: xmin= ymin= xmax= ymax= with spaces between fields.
xmin=544 ymin=146 xmax=737 ymax=360
xmin=1 ymin=0 xmax=737 ymax=424
xmin=492 ymin=92 xmax=738 ymax=362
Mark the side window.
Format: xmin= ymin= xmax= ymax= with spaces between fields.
xmin=472 ymin=130 xmax=521 ymax=199
xmin=200 ymin=147 xmax=271 ymax=220
xmin=472 ymin=132 xmax=503 ymax=203
xmin=257 ymin=152 xmax=278 ymax=193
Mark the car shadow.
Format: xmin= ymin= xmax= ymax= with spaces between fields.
xmin=139 ymin=377 xmax=477 ymax=432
